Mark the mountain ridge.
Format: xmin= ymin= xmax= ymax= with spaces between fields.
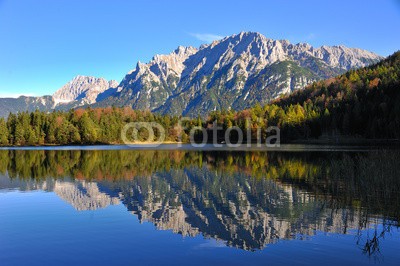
xmin=0 ymin=32 xmax=383 ymax=118
xmin=0 ymin=75 xmax=118 ymax=117
xmin=96 ymin=31 xmax=382 ymax=117
xmin=53 ymin=75 xmax=118 ymax=105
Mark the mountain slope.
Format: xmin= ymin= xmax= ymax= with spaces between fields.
xmin=0 ymin=32 xmax=383 ymax=118
xmin=95 ymin=46 xmax=198 ymax=110
xmin=53 ymin=75 xmax=118 ymax=105
xmin=98 ymin=32 xmax=382 ymax=117
xmin=206 ymin=51 xmax=400 ymax=141
xmin=274 ymin=50 xmax=400 ymax=139
xmin=0 ymin=76 xmax=118 ymax=117
xmin=0 ymin=96 xmax=55 ymax=118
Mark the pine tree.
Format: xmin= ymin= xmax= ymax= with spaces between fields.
xmin=14 ymin=122 xmax=25 ymax=145
xmin=0 ymin=118 xmax=9 ymax=145
xmin=26 ymin=127 xmax=38 ymax=145
xmin=45 ymin=118 xmax=57 ymax=144
xmin=78 ymin=112 xmax=99 ymax=144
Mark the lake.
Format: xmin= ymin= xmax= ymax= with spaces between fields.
xmin=0 ymin=145 xmax=399 ymax=265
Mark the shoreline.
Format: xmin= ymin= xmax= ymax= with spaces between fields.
xmin=1 ymin=142 xmax=400 ymax=152
xmin=288 ymin=138 xmax=400 ymax=145
xmin=1 ymin=137 xmax=400 ymax=149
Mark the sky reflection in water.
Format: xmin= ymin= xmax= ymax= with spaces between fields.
xmin=0 ymin=148 xmax=399 ymax=265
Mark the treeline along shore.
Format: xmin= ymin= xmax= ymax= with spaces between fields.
xmin=0 ymin=52 xmax=399 ymax=146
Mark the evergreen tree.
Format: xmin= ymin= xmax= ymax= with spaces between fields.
xmin=0 ymin=118 xmax=9 ymax=145
xmin=78 ymin=112 xmax=99 ymax=144
xmin=14 ymin=122 xmax=25 ymax=145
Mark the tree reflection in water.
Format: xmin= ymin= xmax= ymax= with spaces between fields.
xmin=0 ymin=149 xmax=399 ymax=254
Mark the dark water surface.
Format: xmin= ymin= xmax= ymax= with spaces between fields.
xmin=0 ymin=146 xmax=399 ymax=265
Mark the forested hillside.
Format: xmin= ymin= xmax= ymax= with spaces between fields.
xmin=0 ymin=52 xmax=399 ymax=146
xmin=207 ymin=51 xmax=400 ymax=141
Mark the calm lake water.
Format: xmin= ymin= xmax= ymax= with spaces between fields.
xmin=0 ymin=145 xmax=399 ymax=265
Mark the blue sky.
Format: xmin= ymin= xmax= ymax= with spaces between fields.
xmin=0 ymin=0 xmax=399 ymax=97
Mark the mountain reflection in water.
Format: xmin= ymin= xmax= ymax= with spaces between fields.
xmin=0 ymin=149 xmax=399 ymax=252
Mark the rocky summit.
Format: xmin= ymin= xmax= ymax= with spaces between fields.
xmin=0 ymin=76 xmax=118 ymax=117
xmin=96 ymin=32 xmax=382 ymax=117
xmin=0 ymin=32 xmax=382 ymax=118
xmin=53 ymin=75 xmax=119 ymax=106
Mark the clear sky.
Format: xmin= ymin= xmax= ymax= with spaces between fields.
xmin=0 ymin=0 xmax=399 ymax=97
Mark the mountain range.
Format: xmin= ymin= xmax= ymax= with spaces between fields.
xmin=0 ymin=32 xmax=383 ymax=118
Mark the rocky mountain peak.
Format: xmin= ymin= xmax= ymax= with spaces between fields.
xmin=108 ymin=31 xmax=382 ymax=117
xmin=151 ymin=46 xmax=198 ymax=76
xmin=53 ymin=75 xmax=117 ymax=105
xmin=135 ymin=61 xmax=150 ymax=74
xmin=108 ymin=80 xmax=119 ymax=88
xmin=0 ymin=32 xmax=384 ymax=118
xmin=174 ymin=45 xmax=198 ymax=56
